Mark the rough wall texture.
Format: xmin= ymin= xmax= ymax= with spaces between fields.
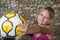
xmin=0 ymin=0 xmax=60 ymax=40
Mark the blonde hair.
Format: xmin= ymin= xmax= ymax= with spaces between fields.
xmin=37 ymin=7 xmax=54 ymax=19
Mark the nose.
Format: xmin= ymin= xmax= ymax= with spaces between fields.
xmin=41 ymin=16 xmax=44 ymax=20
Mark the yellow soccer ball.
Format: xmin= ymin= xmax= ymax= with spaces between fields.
xmin=0 ymin=12 xmax=25 ymax=37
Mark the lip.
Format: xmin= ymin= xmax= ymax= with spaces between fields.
xmin=39 ymin=20 xmax=44 ymax=22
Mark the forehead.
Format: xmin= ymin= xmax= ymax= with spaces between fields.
xmin=38 ymin=9 xmax=50 ymax=16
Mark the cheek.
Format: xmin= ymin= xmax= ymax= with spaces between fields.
xmin=37 ymin=15 xmax=42 ymax=20
xmin=37 ymin=17 xmax=40 ymax=23
xmin=37 ymin=17 xmax=41 ymax=23
xmin=37 ymin=16 xmax=42 ymax=22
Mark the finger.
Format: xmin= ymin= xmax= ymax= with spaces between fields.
xmin=19 ymin=33 xmax=25 ymax=36
xmin=19 ymin=24 xmax=25 ymax=28
xmin=20 ymin=22 xmax=27 ymax=28
xmin=24 ymin=22 xmax=29 ymax=28
xmin=40 ymin=25 xmax=46 ymax=27
xmin=18 ymin=29 xmax=26 ymax=36
xmin=18 ymin=24 xmax=22 ymax=26
xmin=19 ymin=28 xmax=27 ymax=31
xmin=18 ymin=30 xmax=26 ymax=33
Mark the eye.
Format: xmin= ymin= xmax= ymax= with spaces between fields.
xmin=40 ymin=14 xmax=43 ymax=16
xmin=45 ymin=17 xmax=49 ymax=19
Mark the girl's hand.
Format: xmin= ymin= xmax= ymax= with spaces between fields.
xmin=39 ymin=24 xmax=49 ymax=27
xmin=18 ymin=21 xmax=29 ymax=36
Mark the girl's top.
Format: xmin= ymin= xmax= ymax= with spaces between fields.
xmin=32 ymin=33 xmax=49 ymax=40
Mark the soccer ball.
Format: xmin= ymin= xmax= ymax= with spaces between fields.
xmin=0 ymin=12 xmax=25 ymax=37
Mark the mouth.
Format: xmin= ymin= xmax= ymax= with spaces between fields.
xmin=39 ymin=20 xmax=44 ymax=22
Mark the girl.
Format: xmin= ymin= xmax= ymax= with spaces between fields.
xmin=19 ymin=7 xmax=54 ymax=40
xmin=31 ymin=7 xmax=54 ymax=40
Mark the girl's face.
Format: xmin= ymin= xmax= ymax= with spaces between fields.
xmin=37 ymin=9 xmax=51 ymax=25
